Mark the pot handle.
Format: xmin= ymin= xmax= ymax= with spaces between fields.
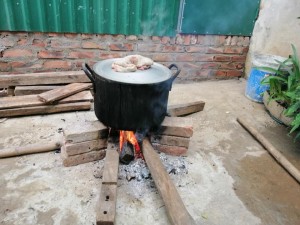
xmin=82 ymin=63 xmax=96 ymax=92
xmin=168 ymin=64 xmax=181 ymax=82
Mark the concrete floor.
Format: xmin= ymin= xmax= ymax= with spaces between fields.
xmin=0 ymin=79 xmax=300 ymax=225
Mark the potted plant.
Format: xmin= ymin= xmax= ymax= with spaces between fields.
xmin=260 ymin=44 xmax=300 ymax=140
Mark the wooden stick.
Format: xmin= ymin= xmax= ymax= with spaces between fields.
xmin=237 ymin=117 xmax=300 ymax=184
xmin=0 ymin=141 xmax=62 ymax=158
xmin=167 ymin=100 xmax=205 ymax=117
xmin=142 ymin=138 xmax=196 ymax=225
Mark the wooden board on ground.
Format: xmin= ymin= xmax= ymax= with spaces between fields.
xmin=156 ymin=117 xmax=194 ymax=138
xmin=65 ymin=139 xmax=107 ymax=156
xmin=0 ymin=102 xmax=91 ymax=118
xmin=96 ymin=138 xmax=119 ymax=225
xmin=96 ymin=184 xmax=118 ymax=225
xmin=64 ymin=120 xmax=108 ymax=144
xmin=38 ymin=83 xmax=92 ymax=103
xmin=102 ymin=140 xmax=119 ymax=185
xmin=143 ymin=138 xmax=196 ymax=225
xmin=14 ymin=85 xmax=62 ymax=96
xmin=61 ymin=144 xmax=106 ymax=167
xmin=167 ymin=100 xmax=205 ymax=117
xmin=152 ymin=143 xmax=188 ymax=156
xmin=0 ymin=91 xmax=92 ymax=110
xmin=0 ymin=71 xmax=90 ymax=88
xmin=150 ymin=134 xmax=190 ymax=148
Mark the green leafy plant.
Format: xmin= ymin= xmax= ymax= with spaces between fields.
xmin=260 ymin=44 xmax=300 ymax=140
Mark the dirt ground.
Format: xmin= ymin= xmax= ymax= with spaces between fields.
xmin=0 ymin=79 xmax=300 ymax=225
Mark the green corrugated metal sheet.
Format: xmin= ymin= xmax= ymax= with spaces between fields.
xmin=0 ymin=0 xmax=180 ymax=36
xmin=179 ymin=0 xmax=260 ymax=36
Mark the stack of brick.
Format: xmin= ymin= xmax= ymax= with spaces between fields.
xmin=61 ymin=117 xmax=194 ymax=167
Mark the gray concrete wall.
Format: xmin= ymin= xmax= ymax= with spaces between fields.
xmin=245 ymin=0 xmax=300 ymax=77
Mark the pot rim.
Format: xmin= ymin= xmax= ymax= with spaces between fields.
xmin=92 ymin=58 xmax=173 ymax=84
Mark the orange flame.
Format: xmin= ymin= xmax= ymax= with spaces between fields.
xmin=119 ymin=131 xmax=142 ymax=159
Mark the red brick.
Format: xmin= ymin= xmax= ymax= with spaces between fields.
xmin=67 ymin=51 xmax=95 ymax=59
xmin=213 ymin=55 xmax=231 ymax=61
xmin=186 ymin=46 xmax=207 ymax=53
xmin=43 ymin=60 xmax=72 ymax=69
xmin=175 ymin=35 xmax=184 ymax=45
xmin=231 ymin=55 xmax=247 ymax=62
xmin=161 ymin=36 xmax=170 ymax=44
xmin=201 ymin=63 xmax=220 ymax=69
xmin=197 ymin=35 xmax=205 ymax=44
xmin=152 ymin=54 xmax=173 ymax=62
xmin=183 ymin=35 xmax=191 ymax=45
xmin=190 ymin=35 xmax=197 ymax=45
xmin=207 ymin=47 xmax=224 ymax=54
xmin=126 ymin=35 xmax=138 ymax=41
xmin=81 ymin=33 xmax=94 ymax=39
xmin=0 ymin=62 xmax=10 ymax=71
xmin=99 ymin=52 xmax=125 ymax=59
xmin=194 ymin=69 xmax=212 ymax=78
xmin=64 ymin=33 xmax=79 ymax=38
xmin=242 ymin=46 xmax=249 ymax=54
xmin=50 ymin=39 xmax=81 ymax=48
xmin=196 ymin=55 xmax=215 ymax=62
xmin=9 ymin=61 xmax=28 ymax=68
xmin=137 ymin=44 xmax=162 ymax=52
xmin=17 ymin=38 xmax=28 ymax=45
xmin=162 ymin=45 xmax=184 ymax=52
xmin=32 ymin=39 xmax=46 ymax=48
xmin=169 ymin=37 xmax=176 ymax=45
xmin=38 ymin=50 xmax=64 ymax=59
xmin=226 ymin=70 xmax=242 ymax=77
xmin=225 ymin=36 xmax=231 ymax=45
xmin=217 ymin=36 xmax=227 ymax=45
xmin=215 ymin=70 xmax=227 ymax=76
xmin=182 ymin=63 xmax=201 ymax=69
xmin=109 ymin=43 xmax=134 ymax=51
xmin=14 ymin=32 xmax=28 ymax=37
xmin=224 ymin=46 xmax=244 ymax=54
xmin=82 ymin=41 xmax=102 ymax=49
xmin=220 ymin=62 xmax=244 ymax=70
xmin=48 ymin=33 xmax=60 ymax=37
xmin=243 ymin=37 xmax=250 ymax=46
xmin=0 ymin=38 xmax=15 ymax=47
xmin=3 ymin=49 xmax=34 ymax=58
xmin=175 ymin=54 xmax=194 ymax=62
xmin=230 ymin=36 xmax=238 ymax=46
xmin=152 ymin=36 xmax=161 ymax=42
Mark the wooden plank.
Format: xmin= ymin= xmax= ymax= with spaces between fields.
xmin=64 ymin=121 xmax=108 ymax=144
xmin=167 ymin=100 xmax=205 ymax=117
xmin=0 ymin=102 xmax=91 ymax=118
xmin=152 ymin=144 xmax=188 ymax=156
xmin=96 ymin=184 xmax=117 ymax=225
xmin=96 ymin=138 xmax=119 ymax=225
xmin=65 ymin=139 xmax=107 ymax=156
xmin=150 ymin=135 xmax=190 ymax=148
xmin=14 ymin=85 xmax=62 ymax=96
xmin=0 ymin=91 xmax=92 ymax=110
xmin=37 ymin=83 xmax=92 ymax=103
xmin=102 ymin=139 xmax=119 ymax=185
xmin=61 ymin=144 xmax=106 ymax=167
xmin=0 ymin=71 xmax=90 ymax=88
xmin=143 ymin=138 xmax=196 ymax=225
xmin=155 ymin=117 xmax=194 ymax=138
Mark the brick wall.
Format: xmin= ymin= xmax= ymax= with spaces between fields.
xmin=0 ymin=32 xmax=250 ymax=81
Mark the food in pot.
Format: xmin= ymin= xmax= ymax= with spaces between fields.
xmin=112 ymin=55 xmax=154 ymax=72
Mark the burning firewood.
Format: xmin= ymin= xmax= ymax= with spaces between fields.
xmin=111 ymin=55 xmax=154 ymax=72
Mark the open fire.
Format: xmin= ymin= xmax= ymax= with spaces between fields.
xmin=119 ymin=130 xmax=144 ymax=164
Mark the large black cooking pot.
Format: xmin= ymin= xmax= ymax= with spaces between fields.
xmin=82 ymin=59 xmax=180 ymax=131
